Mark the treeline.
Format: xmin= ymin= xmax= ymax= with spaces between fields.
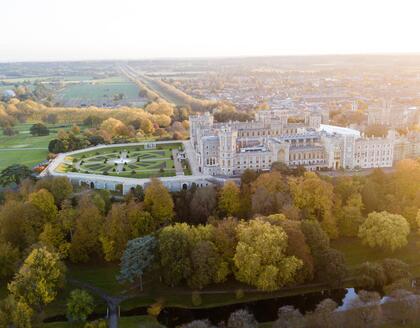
xmin=181 ymin=288 xmax=420 ymax=328
xmin=0 ymin=98 xmax=191 ymax=150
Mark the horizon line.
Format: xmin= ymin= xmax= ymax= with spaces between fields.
xmin=2 ymin=51 xmax=420 ymax=64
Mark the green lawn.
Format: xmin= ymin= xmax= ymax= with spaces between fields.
xmin=0 ymin=123 xmax=76 ymax=171
xmin=42 ymin=315 xmax=164 ymax=328
xmin=331 ymin=234 xmax=420 ymax=275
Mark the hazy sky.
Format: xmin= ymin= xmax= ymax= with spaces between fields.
xmin=1 ymin=0 xmax=420 ymax=62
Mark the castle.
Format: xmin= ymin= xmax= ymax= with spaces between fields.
xmin=190 ymin=110 xmax=394 ymax=177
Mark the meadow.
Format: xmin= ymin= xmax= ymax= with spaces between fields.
xmin=0 ymin=123 xmax=71 ymax=171
xmin=55 ymin=76 xmax=147 ymax=107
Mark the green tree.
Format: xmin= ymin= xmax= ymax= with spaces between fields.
xmin=358 ymin=211 xmax=410 ymax=252
xmin=8 ymin=247 xmax=65 ymax=311
xmin=158 ymin=223 xmax=192 ymax=286
xmin=66 ymin=289 xmax=94 ymax=322
xmin=0 ymin=164 xmax=32 ymax=186
xmin=144 ymin=178 xmax=174 ymax=221
xmin=118 ymin=235 xmax=157 ymax=290
xmin=0 ymin=242 xmax=20 ymax=281
xmin=0 ymin=295 xmax=33 ymax=328
xmin=48 ymin=139 xmax=66 ymax=153
xmin=317 ymin=248 xmax=347 ymax=287
xmin=30 ymin=123 xmax=49 ymax=136
xmin=233 ymin=219 xmax=302 ymax=291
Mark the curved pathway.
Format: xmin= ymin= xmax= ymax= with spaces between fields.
xmin=68 ymin=278 xmax=131 ymax=328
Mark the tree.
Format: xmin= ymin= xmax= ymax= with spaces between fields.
xmin=118 ymin=235 xmax=157 ymax=290
xmin=356 ymin=261 xmax=387 ymax=288
xmin=0 ymin=164 xmax=32 ymax=186
xmin=387 ymin=289 xmax=418 ymax=325
xmin=278 ymin=220 xmax=314 ymax=283
xmin=144 ymin=178 xmax=174 ymax=222
xmin=347 ymin=290 xmax=382 ymax=328
xmin=273 ymin=305 xmax=305 ymax=328
xmin=181 ymin=320 xmax=216 ymax=328
xmin=219 ymin=181 xmax=241 ymax=217
xmin=66 ymin=289 xmax=94 ymax=322
xmin=36 ymin=176 xmax=73 ymax=206
xmin=30 ymin=123 xmax=49 ymax=136
xmin=338 ymin=193 xmax=364 ymax=237
xmin=70 ymin=197 xmax=105 ymax=262
xmin=358 ymin=211 xmax=410 ymax=252
xmin=190 ymin=186 xmax=217 ymax=224
xmin=0 ymin=242 xmax=20 ymax=280
xmin=289 ymin=172 xmax=337 ymax=238
xmin=0 ymin=295 xmax=33 ymax=328
xmin=306 ymin=298 xmax=337 ymax=328
xmin=159 ymin=223 xmax=192 ymax=286
xmin=39 ymin=223 xmax=70 ymax=258
xmin=227 ymin=309 xmax=257 ymax=328
xmin=189 ymin=240 xmax=221 ymax=289
xmin=48 ymin=139 xmax=66 ymax=153
xmin=233 ymin=219 xmax=302 ymax=291
xmin=381 ymin=258 xmax=410 ymax=284
xmin=317 ymin=248 xmax=347 ymax=287
xmin=8 ymin=247 xmax=65 ymax=311
xmin=28 ymin=188 xmax=58 ymax=223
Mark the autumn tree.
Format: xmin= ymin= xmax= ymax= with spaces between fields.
xmin=0 ymin=242 xmax=20 ymax=280
xmin=289 ymin=172 xmax=337 ymax=238
xmin=337 ymin=193 xmax=364 ymax=237
xmin=35 ymin=176 xmax=73 ymax=206
xmin=144 ymin=178 xmax=174 ymax=222
xmin=190 ymin=186 xmax=217 ymax=223
xmin=69 ymin=196 xmax=105 ymax=262
xmin=28 ymin=188 xmax=58 ymax=223
xmin=358 ymin=211 xmax=410 ymax=252
xmin=347 ymin=290 xmax=382 ymax=328
xmin=8 ymin=247 xmax=65 ymax=311
xmin=0 ymin=295 xmax=33 ymax=328
xmin=233 ymin=219 xmax=302 ymax=291
xmin=219 ymin=181 xmax=241 ymax=217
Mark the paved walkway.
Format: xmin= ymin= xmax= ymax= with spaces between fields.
xmin=183 ymin=140 xmax=200 ymax=175
xmin=172 ymin=149 xmax=184 ymax=176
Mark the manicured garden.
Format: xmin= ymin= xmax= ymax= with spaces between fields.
xmin=57 ymin=143 xmax=189 ymax=179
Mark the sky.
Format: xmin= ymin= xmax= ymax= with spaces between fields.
xmin=1 ymin=0 xmax=420 ymax=62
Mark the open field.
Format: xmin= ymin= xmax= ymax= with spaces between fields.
xmin=332 ymin=234 xmax=420 ymax=275
xmin=0 ymin=123 xmax=75 ymax=171
xmin=55 ymin=76 xmax=147 ymax=107
xmin=57 ymin=143 xmax=187 ymax=179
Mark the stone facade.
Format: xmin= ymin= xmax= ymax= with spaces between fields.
xmin=190 ymin=110 xmax=395 ymax=176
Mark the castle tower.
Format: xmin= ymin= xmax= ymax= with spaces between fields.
xmin=218 ymin=126 xmax=237 ymax=176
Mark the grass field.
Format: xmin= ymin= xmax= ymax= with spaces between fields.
xmin=331 ymin=234 xmax=420 ymax=275
xmin=55 ymin=76 xmax=147 ymax=107
xmin=59 ymin=143 xmax=186 ymax=179
xmin=0 ymin=123 xmax=75 ymax=171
